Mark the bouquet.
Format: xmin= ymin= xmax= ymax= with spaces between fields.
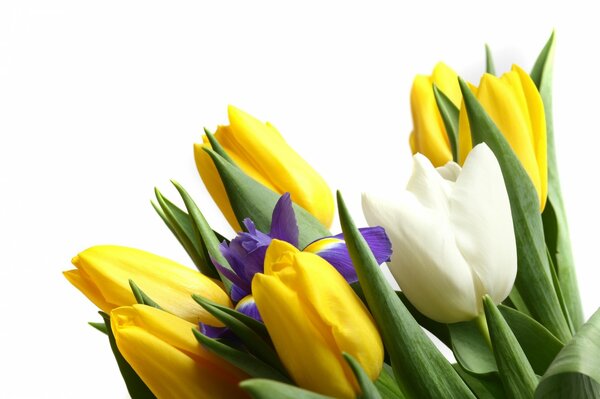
xmin=64 ymin=32 xmax=600 ymax=398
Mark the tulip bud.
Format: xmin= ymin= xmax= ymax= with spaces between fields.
xmin=194 ymin=106 xmax=334 ymax=230
xmin=64 ymin=245 xmax=231 ymax=325
xmin=362 ymin=144 xmax=517 ymax=324
xmin=410 ymin=62 xmax=462 ymax=167
xmin=252 ymin=239 xmax=383 ymax=398
xmin=111 ymin=305 xmax=248 ymax=399
xmin=458 ymin=65 xmax=547 ymax=210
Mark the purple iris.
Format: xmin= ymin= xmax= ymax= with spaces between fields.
xmin=213 ymin=193 xmax=392 ymax=303
xmin=202 ymin=193 xmax=392 ymax=337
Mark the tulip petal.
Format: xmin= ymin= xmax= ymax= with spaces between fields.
xmin=111 ymin=305 xmax=247 ymax=399
xmin=449 ymin=144 xmax=517 ymax=305
xmin=407 ymin=153 xmax=453 ymax=214
xmin=476 ymin=72 xmax=543 ymax=209
xmin=303 ymin=227 xmax=392 ymax=284
xmin=255 ymin=241 xmax=382 ymax=398
xmin=362 ymin=192 xmax=480 ymax=323
xmin=513 ymin=64 xmax=547 ymax=210
xmin=410 ymin=75 xmax=452 ymax=167
xmin=69 ymin=246 xmax=232 ymax=325
xmin=270 ymin=193 xmax=299 ymax=247
xmin=63 ymin=269 xmax=116 ymax=312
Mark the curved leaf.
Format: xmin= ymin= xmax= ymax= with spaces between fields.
xmin=240 ymin=379 xmax=334 ymax=399
xmin=535 ymin=308 xmax=600 ymax=398
xmin=483 ymin=296 xmax=538 ymax=399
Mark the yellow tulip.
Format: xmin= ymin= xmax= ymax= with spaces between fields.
xmin=458 ymin=65 xmax=547 ymax=210
xmin=64 ymin=245 xmax=231 ymax=326
xmin=194 ymin=105 xmax=334 ymax=230
xmin=252 ymin=239 xmax=383 ymax=398
xmin=111 ymin=305 xmax=248 ymax=399
xmin=409 ymin=62 xmax=462 ymax=167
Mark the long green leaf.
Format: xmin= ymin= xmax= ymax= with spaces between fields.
xmin=170 ymin=180 xmax=233 ymax=290
xmin=375 ymin=365 xmax=406 ymax=399
xmin=129 ymin=280 xmax=162 ymax=310
xmin=343 ymin=353 xmax=382 ymax=399
xmin=154 ymin=188 xmax=215 ymax=276
xmin=204 ymin=148 xmax=330 ymax=248
xmin=532 ymin=31 xmax=584 ymax=329
xmin=88 ymin=321 xmax=108 ymax=334
xmin=458 ymin=77 xmax=571 ymax=342
xmin=432 ymin=84 xmax=459 ymax=162
xmin=338 ymin=192 xmax=474 ymax=399
xmin=453 ymin=364 xmax=505 ymax=399
xmin=535 ymin=308 xmax=600 ymax=398
xmin=240 ymin=379 xmax=334 ymax=399
xmin=485 ymin=44 xmax=496 ymax=75
xmin=498 ymin=305 xmax=564 ymax=375
xmin=100 ymin=312 xmax=156 ymax=399
xmin=191 ymin=329 xmax=291 ymax=383
xmin=483 ymin=296 xmax=538 ymax=399
xmin=192 ymin=295 xmax=283 ymax=372
xmin=191 ymin=295 xmax=270 ymax=341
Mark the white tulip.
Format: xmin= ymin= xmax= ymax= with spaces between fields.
xmin=362 ymin=143 xmax=517 ymax=323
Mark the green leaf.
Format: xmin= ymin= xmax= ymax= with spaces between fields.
xmin=343 ymin=353 xmax=382 ymax=399
xmin=192 ymin=294 xmax=283 ymax=372
xmin=337 ymin=192 xmax=475 ymax=399
xmin=170 ymin=180 xmax=234 ymax=291
xmin=535 ymin=308 xmax=600 ymax=398
xmin=498 ymin=304 xmax=564 ymax=375
xmin=129 ymin=279 xmax=162 ymax=310
xmin=240 ymin=379 xmax=334 ymax=399
xmin=433 ymin=84 xmax=459 ymax=162
xmin=88 ymin=321 xmax=108 ymax=334
xmin=453 ymin=364 xmax=506 ymax=399
xmin=532 ymin=30 xmax=584 ymax=329
xmin=505 ymin=286 xmax=532 ymax=317
xmin=449 ymin=320 xmax=497 ymax=375
xmin=458 ymin=77 xmax=572 ymax=342
xmin=485 ymin=44 xmax=496 ymax=75
xmin=204 ymin=148 xmax=330 ymax=248
xmin=191 ymin=329 xmax=291 ymax=383
xmin=99 ymin=312 xmax=156 ymax=399
xmin=375 ymin=365 xmax=406 ymax=399
xmin=204 ymin=128 xmax=236 ymax=164
xmin=154 ymin=188 xmax=216 ymax=277
xmin=483 ymin=296 xmax=538 ymax=399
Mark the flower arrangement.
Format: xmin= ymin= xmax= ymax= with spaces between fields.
xmin=65 ymin=32 xmax=600 ymax=398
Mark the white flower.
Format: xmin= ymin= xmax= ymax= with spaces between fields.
xmin=362 ymin=143 xmax=517 ymax=323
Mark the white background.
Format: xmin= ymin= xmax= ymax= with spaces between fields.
xmin=1 ymin=1 xmax=599 ymax=397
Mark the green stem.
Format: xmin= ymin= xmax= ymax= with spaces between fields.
xmin=475 ymin=312 xmax=492 ymax=350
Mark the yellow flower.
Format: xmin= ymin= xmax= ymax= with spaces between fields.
xmin=409 ymin=62 xmax=462 ymax=167
xmin=64 ymin=245 xmax=231 ymax=326
xmin=111 ymin=305 xmax=248 ymax=399
xmin=194 ymin=105 xmax=334 ymax=231
xmin=458 ymin=65 xmax=547 ymax=210
xmin=252 ymin=239 xmax=383 ymax=398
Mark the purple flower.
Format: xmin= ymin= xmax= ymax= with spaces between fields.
xmin=212 ymin=193 xmax=393 ymax=319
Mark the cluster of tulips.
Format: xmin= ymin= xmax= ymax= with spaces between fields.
xmin=65 ymin=33 xmax=600 ymax=399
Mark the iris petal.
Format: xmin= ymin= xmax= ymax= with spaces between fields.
xmin=235 ymin=295 xmax=263 ymax=322
xmin=269 ymin=193 xmax=299 ymax=247
xmin=304 ymin=227 xmax=392 ymax=283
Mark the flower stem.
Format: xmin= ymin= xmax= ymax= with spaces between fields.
xmin=475 ymin=312 xmax=492 ymax=349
